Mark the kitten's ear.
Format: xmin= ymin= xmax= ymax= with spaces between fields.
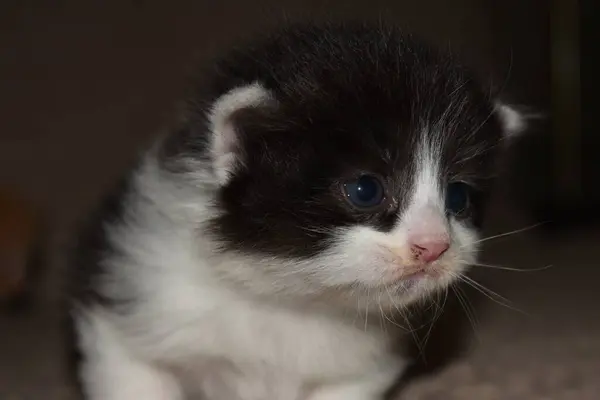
xmin=208 ymin=82 xmax=275 ymax=185
xmin=494 ymin=102 xmax=527 ymax=139
xmin=494 ymin=101 xmax=546 ymax=140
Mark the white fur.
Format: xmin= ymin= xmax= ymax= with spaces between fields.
xmin=495 ymin=102 xmax=526 ymax=138
xmin=74 ymin=84 xmax=481 ymax=399
xmin=75 ymin=307 xmax=185 ymax=400
xmin=209 ymin=82 xmax=274 ymax=185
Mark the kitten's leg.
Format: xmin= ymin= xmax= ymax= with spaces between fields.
xmin=198 ymin=364 xmax=303 ymax=400
xmin=73 ymin=309 xmax=184 ymax=400
xmin=307 ymin=362 xmax=404 ymax=400
xmin=307 ymin=381 xmax=387 ymax=400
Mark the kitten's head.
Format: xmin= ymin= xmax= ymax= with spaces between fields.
xmin=170 ymin=22 xmax=526 ymax=309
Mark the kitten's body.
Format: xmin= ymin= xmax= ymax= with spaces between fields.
xmin=66 ymin=22 xmax=523 ymax=399
xmin=70 ymin=159 xmax=400 ymax=399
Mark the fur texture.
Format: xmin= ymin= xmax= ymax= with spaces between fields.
xmin=66 ymin=21 xmax=524 ymax=399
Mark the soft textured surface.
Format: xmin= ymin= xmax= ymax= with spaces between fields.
xmin=1 ymin=2 xmax=595 ymax=399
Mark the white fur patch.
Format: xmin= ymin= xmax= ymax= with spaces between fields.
xmin=495 ymin=102 xmax=526 ymax=137
xmin=74 ymin=308 xmax=184 ymax=400
xmin=73 ymin=154 xmax=404 ymax=398
xmin=208 ymin=82 xmax=273 ymax=185
xmin=401 ymin=135 xmax=448 ymax=238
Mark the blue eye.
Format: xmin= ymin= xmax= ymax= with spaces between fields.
xmin=446 ymin=182 xmax=471 ymax=216
xmin=343 ymin=175 xmax=385 ymax=209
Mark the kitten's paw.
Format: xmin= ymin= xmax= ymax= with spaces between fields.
xmin=307 ymin=384 xmax=384 ymax=400
xmin=307 ymin=388 xmax=375 ymax=400
xmin=306 ymin=376 xmax=394 ymax=400
xmin=306 ymin=360 xmax=405 ymax=400
xmin=74 ymin=310 xmax=184 ymax=400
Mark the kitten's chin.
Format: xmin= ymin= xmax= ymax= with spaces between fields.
xmin=352 ymin=265 xmax=467 ymax=312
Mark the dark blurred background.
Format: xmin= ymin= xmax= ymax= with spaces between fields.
xmin=0 ymin=1 xmax=595 ymax=399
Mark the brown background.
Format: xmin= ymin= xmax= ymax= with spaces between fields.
xmin=1 ymin=1 xmax=597 ymax=399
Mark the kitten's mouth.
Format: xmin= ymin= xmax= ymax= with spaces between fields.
xmin=385 ymin=265 xmax=443 ymax=287
xmin=403 ymin=269 xmax=427 ymax=280
xmin=400 ymin=264 xmax=437 ymax=278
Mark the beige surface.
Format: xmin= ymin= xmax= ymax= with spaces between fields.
xmin=1 ymin=2 xmax=597 ymax=399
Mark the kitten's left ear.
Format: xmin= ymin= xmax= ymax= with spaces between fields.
xmin=494 ymin=102 xmax=528 ymax=139
xmin=208 ymin=82 xmax=275 ymax=185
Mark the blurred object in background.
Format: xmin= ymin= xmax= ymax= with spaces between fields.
xmin=579 ymin=0 xmax=599 ymax=224
xmin=496 ymin=0 xmax=590 ymax=232
xmin=543 ymin=0 xmax=584 ymax=229
xmin=0 ymin=187 xmax=44 ymax=310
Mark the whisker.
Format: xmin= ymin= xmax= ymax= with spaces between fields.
xmin=364 ymin=287 xmax=370 ymax=332
xmin=354 ymin=287 xmax=362 ymax=328
xmin=451 ymin=283 xmax=480 ymax=342
xmin=382 ymin=285 xmax=434 ymax=335
xmin=406 ymin=312 xmax=427 ymax=362
xmin=381 ymin=308 xmax=407 ymax=331
xmin=377 ymin=290 xmax=386 ymax=333
xmin=470 ymin=262 xmax=554 ymax=273
xmin=463 ymin=222 xmax=546 ymax=248
xmin=383 ymin=286 xmax=412 ymax=333
xmin=456 ymin=273 xmax=512 ymax=304
xmin=421 ymin=288 xmax=449 ymax=351
xmin=454 ymin=273 xmax=529 ymax=316
xmin=378 ymin=291 xmax=409 ymax=333
xmin=464 ymin=106 xmax=497 ymax=143
xmin=298 ymin=226 xmax=335 ymax=235
xmin=392 ymin=299 xmax=426 ymax=360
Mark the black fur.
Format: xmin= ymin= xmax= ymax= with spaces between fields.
xmin=164 ymin=21 xmax=504 ymax=258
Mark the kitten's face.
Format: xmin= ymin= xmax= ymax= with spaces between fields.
xmin=176 ymin=24 xmax=524 ymax=310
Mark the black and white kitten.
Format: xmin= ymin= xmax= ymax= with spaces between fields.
xmin=66 ymin=21 xmax=525 ymax=399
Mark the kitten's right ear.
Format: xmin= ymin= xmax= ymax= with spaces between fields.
xmin=494 ymin=102 xmax=527 ymax=139
xmin=494 ymin=101 xmax=545 ymax=141
xmin=208 ymin=82 xmax=275 ymax=185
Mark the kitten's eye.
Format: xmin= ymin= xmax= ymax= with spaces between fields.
xmin=446 ymin=182 xmax=471 ymax=216
xmin=343 ymin=175 xmax=385 ymax=209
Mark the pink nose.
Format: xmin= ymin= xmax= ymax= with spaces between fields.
xmin=410 ymin=240 xmax=450 ymax=263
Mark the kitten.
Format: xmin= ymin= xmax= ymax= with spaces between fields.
xmin=65 ymin=21 xmax=525 ymax=400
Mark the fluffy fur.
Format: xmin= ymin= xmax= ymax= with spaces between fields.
xmin=66 ymin=21 xmax=524 ymax=399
